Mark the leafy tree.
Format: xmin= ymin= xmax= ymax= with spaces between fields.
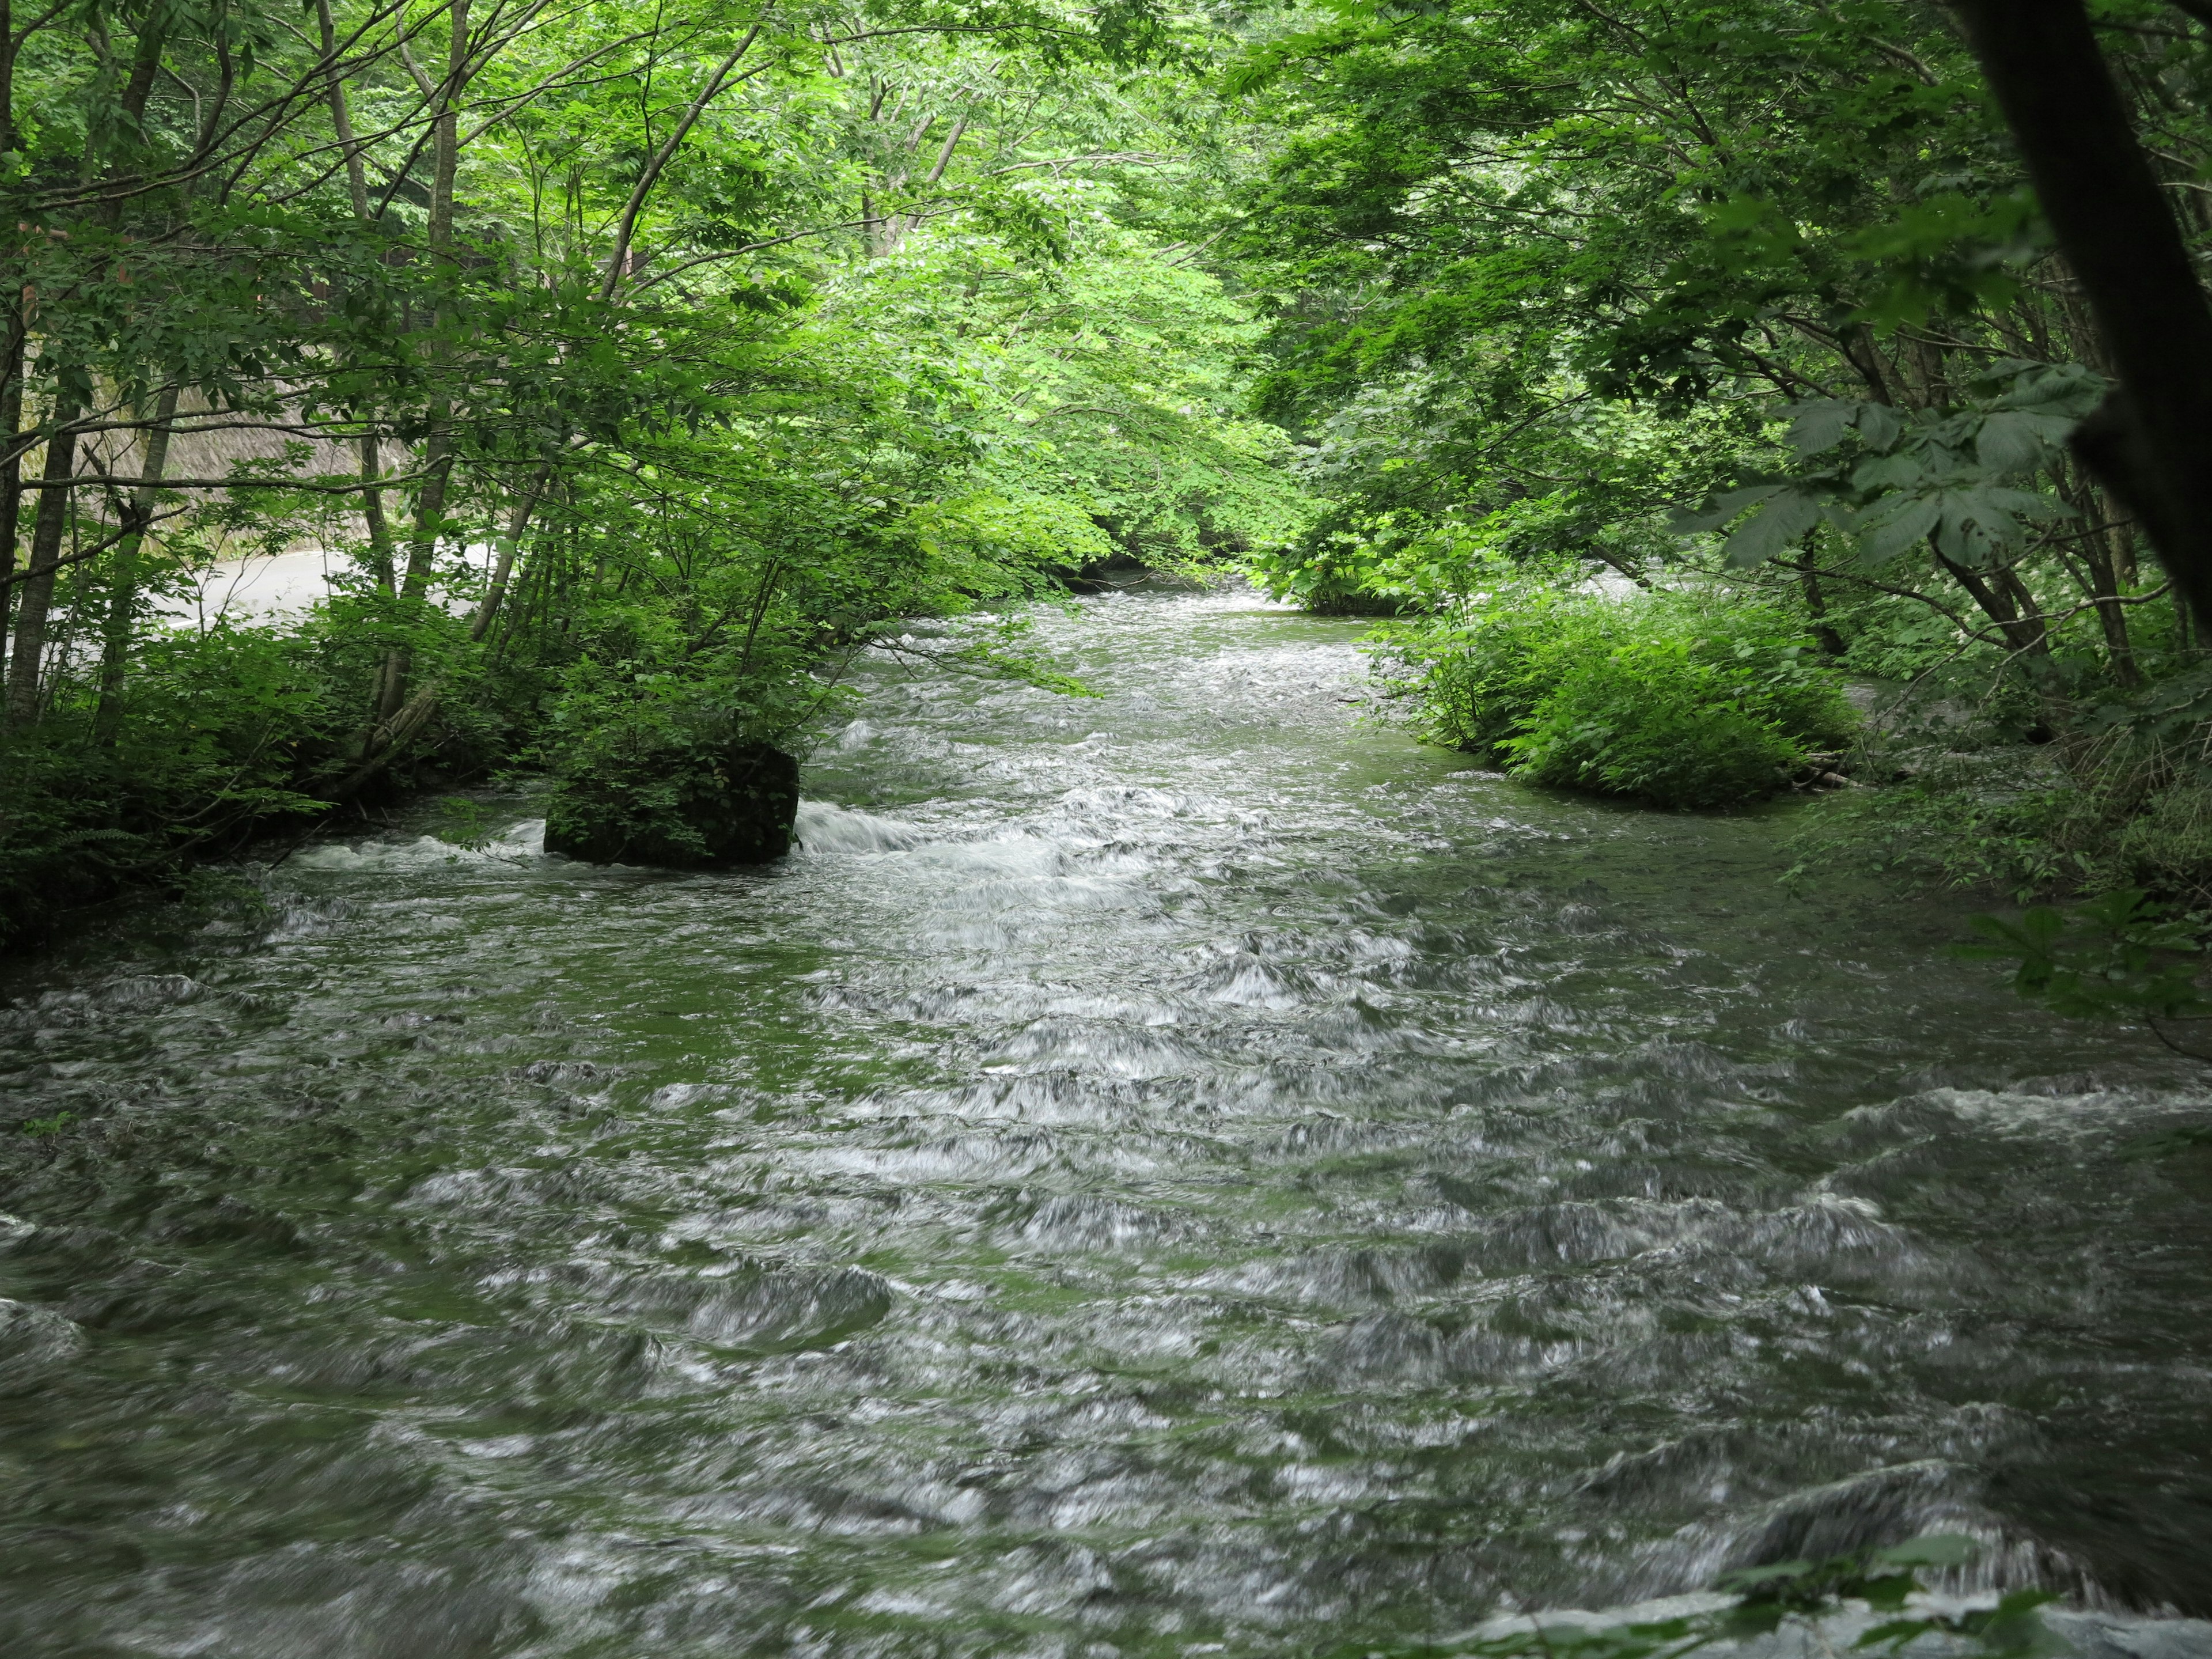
xmin=0 ymin=0 xmax=1306 ymax=938
xmin=1229 ymin=0 xmax=2212 ymax=886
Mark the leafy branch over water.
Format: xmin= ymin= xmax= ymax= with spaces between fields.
xmin=1959 ymin=889 xmax=2212 ymax=1063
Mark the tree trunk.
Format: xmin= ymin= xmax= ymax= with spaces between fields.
xmin=1935 ymin=548 xmax=2050 ymax=662
xmin=0 ymin=325 xmax=23 ymax=681
xmin=360 ymin=434 xmax=395 ymax=592
xmin=1800 ymin=562 xmax=1847 ymax=658
xmin=315 ymin=0 xmax=373 ymax=220
xmin=3 ymin=6 xmax=171 ymax=725
xmin=93 ymin=384 xmax=180 ymax=740
xmin=471 ymin=461 xmax=552 ymax=640
xmin=3 ymin=396 xmax=80 ymax=728
xmin=2071 ymin=515 xmax=2142 ymax=688
xmin=373 ymin=423 xmax=454 ymax=721
xmin=372 ymin=0 xmax=468 ymax=725
xmin=1949 ymin=0 xmax=2212 ymax=635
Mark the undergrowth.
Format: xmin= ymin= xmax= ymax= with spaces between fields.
xmin=1787 ymin=660 xmax=2212 ymax=911
xmin=1386 ymin=585 xmax=1858 ymax=809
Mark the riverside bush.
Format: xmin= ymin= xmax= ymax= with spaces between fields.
xmin=538 ymin=665 xmax=804 ymax=868
xmin=1793 ymin=700 xmax=2212 ymax=908
xmin=0 ymin=623 xmax=356 ymax=946
xmin=1404 ymin=590 xmax=1857 ymax=809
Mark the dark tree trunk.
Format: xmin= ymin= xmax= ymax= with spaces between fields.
xmin=1949 ymin=0 xmax=2212 ymax=635
xmin=0 ymin=327 xmax=22 ymax=681
xmin=1800 ymin=561 xmax=1847 ymax=658
xmin=4 ymin=398 xmax=79 ymax=728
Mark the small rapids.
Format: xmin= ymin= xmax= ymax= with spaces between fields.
xmin=2 ymin=590 xmax=2211 ymax=1657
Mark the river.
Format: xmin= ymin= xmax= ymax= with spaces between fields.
xmin=3 ymin=589 xmax=2210 ymax=1657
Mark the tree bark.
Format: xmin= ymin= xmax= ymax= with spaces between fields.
xmin=329 ymin=676 xmax=442 ymax=801
xmin=471 ymin=460 xmax=552 ymax=640
xmin=1934 ymin=547 xmax=2050 ymax=662
xmin=5 ymin=9 xmax=168 ymax=724
xmin=1949 ymin=0 xmax=2212 ymax=635
xmin=1 ymin=0 xmax=15 ymax=154
xmin=2074 ymin=530 xmax=2142 ymax=688
xmin=1800 ymin=561 xmax=1846 ymax=658
xmin=373 ymin=0 xmax=468 ymax=724
xmin=92 ymin=382 xmax=179 ymax=740
xmin=314 ymin=0 xmax=373 ymax=220
xmin=3 ymin=394 xmax=79 ymax=727
xmin=374 ymin=419 xmax=451 ymax=723
xmin=0 ymin=322 xmax=23 ymax=681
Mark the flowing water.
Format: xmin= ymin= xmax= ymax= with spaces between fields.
xmin=5 ymin=590 xmax=2212 ymax=1658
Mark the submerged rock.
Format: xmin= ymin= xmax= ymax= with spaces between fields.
xmin=0 ymin=1297 xmax=85 ymax=1392
xmin=546 ymin=741 xmax=800 ymax=868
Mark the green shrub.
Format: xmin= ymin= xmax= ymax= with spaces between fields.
xmin=539 ymin=665 xmax=801 ymax=868
xmin=1509 ymin=635 xmax=1805 ymax=807
xmin=2113 ymin=775 xmax=2212 ymax=903
xmin=1399 ymin=588 xmax=1857 ymax=809
xmin=0 ymin=622 xmax=348 ymax=946
xmin=1421 ymin=588 xmax=1601 ymax=763
xmin=1790 ymin=682 xmax=2212 ymax=907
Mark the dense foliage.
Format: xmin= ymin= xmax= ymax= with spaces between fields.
xmin=0 ymin=0 xmax=1307 ymax=941
xmin=1234 ymin=0 xmax=2212 ymax=857
xmin=1403 ymin=584 xmax=1857 ymax=809
xmin=12 ymin=0 xmax=2212 ymax=934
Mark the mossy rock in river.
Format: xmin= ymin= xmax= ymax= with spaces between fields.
xmin=546 ymin=741 xmax=800 ymax=868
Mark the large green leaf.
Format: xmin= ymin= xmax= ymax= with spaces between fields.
xmin=1974 ymin=409 xmax=2074 ymax=473
xmin=1850 ymin=494 xmax=1941 ymax=564
xmin=1669 ymin=483 xmax=1782 ymax=536
xmin=1721 ymin=487 xmax=1823 ymax=568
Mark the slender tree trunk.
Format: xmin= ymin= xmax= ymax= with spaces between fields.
xmin=1800 ymin=562 xmax=1846 ymax=658
xmin=320 ymin=0 xmax=396 ymax=614
xmin=2109 ymin=514 xmax=2138 ymax=589
xmin=0 ymin=325 xmax=23 ymax=681
xmin=362 ymin=433 xmax=408 ymax=727
xmin=361 ymin=435 xmax=395 ymax=592
xmin=373 ymin=0 xmax=468 ymax=724
xmin=427 ymin=0 xmax=467 ymax=256
xmin=1935 ymin=547 xmax=2050 ymax=662
xmin=2074 ymin=524 xmax=2142 ymax=688
xmin=315 ymin=0 xmax=372 ymax=219
xmin=471 ymin=460 xmax=552 ymax=640
xmin=92 ymin=382 xmax=179 ymax=740
xmin=1 ymin=0 xmax=16 ymax=154
xmin=329 ymin=18 xmax=397 ymax=717
xmin=1936 ymin=551 xmax=2074 ymax=739
xmin=400 ymin=424 xmax=454 ymax=605
xmin=597 ymin=24 xmax=763 ymax=300
xmin=4 ymin=394 xmax=79 ymax=727
xmin=5 ymin=12 xmax=169 ymax=725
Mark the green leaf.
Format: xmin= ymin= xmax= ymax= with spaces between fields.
xmin=1722 ymin=489 xmax=1823 ymax=569
xmin=1714 ymin=1559 xmax=1816 ymax=1591
xmin=1975 ymin=410 xmax=2073 ymax=473
xmin=1787 ymin=401 xmax=1861 ymax=456
xmin=1855 ymin=403 xmax=1904 ymax=453
xmin=1671 ymin=484 xmax=1782 ymax=536
xmin=1851 ymin=452 xmax=1922 ymax=493
xmin=1850 ymin=495 xmax=1941 ymax=565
